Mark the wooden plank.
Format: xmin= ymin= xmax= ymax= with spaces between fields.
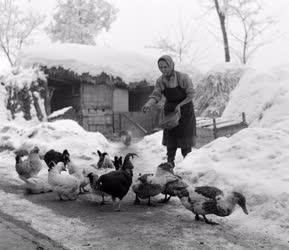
xmin=121 ymin=113 xmax=147 ymax=135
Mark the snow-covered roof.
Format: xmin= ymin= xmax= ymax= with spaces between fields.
xmin=19 ymin=43 xmax=160 ymax=83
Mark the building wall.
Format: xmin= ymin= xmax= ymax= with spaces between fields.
xmin=113 ymin=88 xmax=128 ymax=112
xmin=129 ymin=86 xmax=154 ymax=111
xmin=81 ymin=83 xmax=114 ymax=136
xmin=82 ymin=84 xmax=113 ymax=109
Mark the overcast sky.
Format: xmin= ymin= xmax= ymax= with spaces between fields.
xmin=2 ymin=0 xmax=289 ymax=72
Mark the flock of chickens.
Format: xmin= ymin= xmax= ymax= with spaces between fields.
xmin=14 ymin=146 xmax=248 ymax=225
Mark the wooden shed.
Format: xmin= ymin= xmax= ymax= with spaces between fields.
xmin=43 ymin=66 xmax=128 ymax=136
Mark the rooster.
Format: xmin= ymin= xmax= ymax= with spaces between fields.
xmin=93 ymin=153 xmax=137 ymax=211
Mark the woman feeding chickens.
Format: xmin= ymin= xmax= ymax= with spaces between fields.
xmin=142 ymin=55 xmax=197 ymax=167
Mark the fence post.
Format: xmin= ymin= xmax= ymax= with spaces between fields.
xmin=242 ymin=112 xmax=246 ymax=124
xmin=112 ymin=112 xmax=115 ymax=133
xmin=119 ymin=113 xmax=122 ymax=137
xmin=213 ymin=118 xmax=217 ymax=139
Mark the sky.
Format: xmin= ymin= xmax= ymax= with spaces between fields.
xmin=1 ymin=0 xmax=289 ymax=73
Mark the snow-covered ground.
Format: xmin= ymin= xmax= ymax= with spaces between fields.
xmin=0 ymin=65 xmax=289 ymax=248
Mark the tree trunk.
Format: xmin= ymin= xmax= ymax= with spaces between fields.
xmin=32 ymin=92 xmax=44 ymax=121
xmin=214 ymin=0 xmax=231 ymax=62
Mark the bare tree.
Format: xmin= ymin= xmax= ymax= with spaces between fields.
xmin=213 ymin=0 xmax=231 ymax=62
xmin=200 ymin=0 xmax=232 ymax=62
xmin=147 ymin=21 xmax=208 ymax=64
xmin=229 ymin=0 xmax=274 ymax=64
xmin=0 ymin=0 xmax=44 ymax=66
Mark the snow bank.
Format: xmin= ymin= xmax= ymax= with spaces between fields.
xmin=0 ymin=120 xmax=108 ymax=159
xmin=19 ymin=43 xmax=160 ymax=83
xmin=222 ymin=65 xmax=289 ymax=131
xmin=172 ymin=127 xmax=289 ymax=243
xmin=194 ymin=63 xmax=247 ymax=117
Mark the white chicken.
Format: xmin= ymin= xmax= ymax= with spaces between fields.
xmin=15 ymin=146 xmax=43 ymax=182
xmin=65 ymin=155 xmax=97 ymax=194
xmin=24 ymin=167 xmax=52 ymax=194
xmin=120 ymin=130 xmax=132 ymax=146
xmin=48 ymin=161 xmax=80 ymax=200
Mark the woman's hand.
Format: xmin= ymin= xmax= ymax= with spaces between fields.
xmin=142 ymin=99 xmax=156 ymax=113
xmin=142 ymin=103 xmax=151 ymax=113
xmin=192 ymin=136 xmax=197 ymax=147
xmin=175 ymin=105 xmax=181 ymax=113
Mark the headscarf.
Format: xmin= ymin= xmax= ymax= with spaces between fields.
xmin=157 ymin=55 xmax=175 ymax=79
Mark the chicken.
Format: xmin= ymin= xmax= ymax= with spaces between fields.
xmin=44 ymin=149 xmax=70 ymax=168
xmin=97 ymin=150 xmax=114 ymax=169
xmin=161 ymin=176 xmax=188 ymax=203
xmin=87 ymin=172 xmax=109 ymax=204
xmin=65 ymin=155 xmax=91 ymax=194
xmin=94 ymin=153 xmax=137 ymax=211
xmin=24 ymin=167 xmax=52 ymax=194
xmin=132 ymin=162 xmax=179 ymax=205
xmin=15 ymin=146 xmax=43 ymax=182
xmin=112 ymin=156 xmax=122 ymax=170
xmin=120 ymin=130 xmax=132 ymax=146
xmin=132 ymin=173 xmax=163 ymax=206
xmin=48 ymin=161 xmax=80 ymax=200
xmin=174 ymin=186 xmax=248 ymax=225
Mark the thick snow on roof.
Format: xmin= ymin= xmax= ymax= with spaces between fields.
xmin=19 ymin=43 xmax=203 ymax=85
xmin=19 ymin=43 xmax=161 ymax=83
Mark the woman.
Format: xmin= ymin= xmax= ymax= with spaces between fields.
xmin=142 ymin=55 xmax=196 ymax=167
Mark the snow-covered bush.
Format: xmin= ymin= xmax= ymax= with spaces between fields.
xmin=2 ymin=66 xmax=47 ymax=122
xmin=194 ymin=63 xmax=246 ymax=117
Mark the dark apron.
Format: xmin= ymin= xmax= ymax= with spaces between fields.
xmin=161 ymin=75 xmax=196 ymax=149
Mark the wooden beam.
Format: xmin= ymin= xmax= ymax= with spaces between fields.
xmin=121 ymin=113 xmax=147 ymax=135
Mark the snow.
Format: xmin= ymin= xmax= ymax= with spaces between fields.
xmin=19 ymin=43 xmax=160 ymax=83
xmin=0 ymin=64 xmax=289 ymax=247
xmin=47 ymin=106 xmax=72 ymax=119
xmin=18 ymin=43 xmax=203 ymax=85
xmin=2 ymin=66 xmax=46 ymax=89
xmin=222 ymin=66 xmax=289 ymax=131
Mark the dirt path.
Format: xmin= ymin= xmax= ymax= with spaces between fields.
xmin=0 ymin=143 xmax=288 ymax=250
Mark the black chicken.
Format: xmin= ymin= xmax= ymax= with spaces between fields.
xmin=95 ymin=153 xmax=137 ymax=211
xmin=44 ymin=149 xmax=70 ymax=167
